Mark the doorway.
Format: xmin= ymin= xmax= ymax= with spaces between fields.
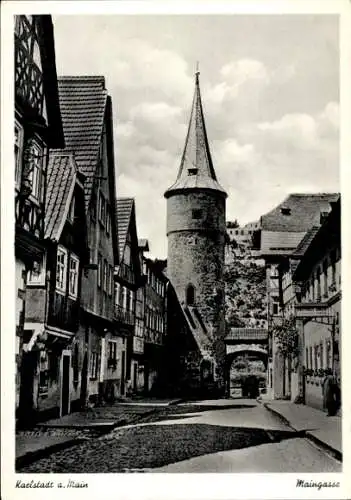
xmin=18 ymin=349 xmax=38 ymax=425
xmin=61 ymin=351 xmax=71 ymax=416
xmin=80 ymin=351 xmax=88 ymax=408
xmin=133 ymin=361 xmax=138 ymax=391
xmin=121 ymin=350 xmax=126 ymax=395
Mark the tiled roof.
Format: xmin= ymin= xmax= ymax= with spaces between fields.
xmin=116 ymin=198 xmax=134 ymax=259
xmin=292 ymin=226 xmax=320 ymax=257
xmin=260 ymin=193 xmax=339 ymax=256
xmin=165 ymin=73 xmax=227 ymax=198
xmin=261 ymin=193 xmax=339 ymax=232
xmin=57 ymin=76 xmax=107 ymax=211
xmin=226 ymin=328 xmax=268 ymax=341
xmin=45 ymin=151 xmax=76 ymax=241
xmin=260 ymin=231 xmax=307 ymax=256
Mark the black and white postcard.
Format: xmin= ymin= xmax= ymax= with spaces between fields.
xmin=1 ymin=1 xmax=350 ymax=499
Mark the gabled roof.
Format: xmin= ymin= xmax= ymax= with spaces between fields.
xmin=293 ymin=197 xmax=340 ymax=281
xmin=225 ymin=328 xmax=268 ymax=341
xmin=45 ymin=151 xmax=76 ymax=241
xmin=261 ymin=193 xmax=339 ymax=232
xmin=165 ymin=72 xmax=227 ymax=198
xmin=57 ymin=76 xmax=108 ymax=211
xmin=260 ymin=193 xmax=339 ymax=257
xmin=292 ymin=226 xmax=320 ymax=258
xmin=116 ymin=198 xmax=134 ymax=259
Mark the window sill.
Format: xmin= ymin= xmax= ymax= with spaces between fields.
xmin=27 ymin=281 xmax=46 ymax=288
xmin=55 ymin=288 xmax=66 ymax=296
xmin=68 ymin=293 xmax=78 ymax=300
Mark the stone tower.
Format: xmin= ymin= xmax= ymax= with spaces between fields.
xmin=164 ymin=70 xmax=227 ymax=390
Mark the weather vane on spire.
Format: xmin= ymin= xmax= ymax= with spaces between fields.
xmin=195 ymin=61 xmax=200 ymax=82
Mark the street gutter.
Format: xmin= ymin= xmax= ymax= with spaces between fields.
xmin=261 ymin=401 xmax=342 ymax=462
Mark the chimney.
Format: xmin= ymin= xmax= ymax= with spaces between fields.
xmin=320 ymin=211 xmax=329 ymax=224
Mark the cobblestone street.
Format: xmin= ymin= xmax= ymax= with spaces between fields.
xmin=17 ymin=400 xmax=341 ymax=473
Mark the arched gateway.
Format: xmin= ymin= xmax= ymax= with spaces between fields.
xmin=224 ymin=328 xmax=269 ymax=397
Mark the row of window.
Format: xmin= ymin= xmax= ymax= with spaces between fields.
xmin=91 ymin=189 xmax=111 ymax=236
xmin=228 ymin=229 xmax=255 ymax=236
xmin=145 ymin=306 xmax=164 ymax=333
xmin=56 ymin=246 xmax=79 ymax=298
xmin=90 ymin=340 xmax=126 ymax=379
xmin=305 ymin=340 xmax=332 ymax=371
xmin=302 ymin=250 xmax=340 ymax=303
xmin=98 ymin=191 xmax=112 ymax=235
xmin=142 ymin=262 xmax=165 ymax=296
xmin=115 ymin=283 xmax=134 ymax=312
xmin=97 ymin=255 xmax=114 ymax=296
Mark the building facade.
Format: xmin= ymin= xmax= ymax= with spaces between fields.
xmin=115 ymin=198 xmax=143 ymax=396
xmin=57 ymin=76 xmax=120 ymax=406
xmin=15 ymin=15 xmax=65 ymax=422
xmin=259 ymin=193 xmax=339 ymax=400
xmin=23 ymin=152 xmax=88 ymax=419
xmin=164 ymin=71 xmax=227 ymax=393
xmin=293 ymin=198 xmax=341 ymax=410
xmin=142 ymin=257 xmax=167 ymax=394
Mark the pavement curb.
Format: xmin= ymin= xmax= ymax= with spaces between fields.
xmin=305 ymin=431 xmax=342 ymax=462
xmin=263 ymin=402 xmax=342 ymax=462
xmin=16 ymin=438 xmax=86 ymax=469
xmin=262 ymin=402 xmax=292 ymax=428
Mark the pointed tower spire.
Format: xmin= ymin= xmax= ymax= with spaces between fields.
xmin=165 ymin=69 xmax=227 ymax=198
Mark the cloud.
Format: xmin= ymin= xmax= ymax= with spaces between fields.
xmin=221 ymin=59 xmax=270 ymax=85
xmin=204 ymin=59 xmax=270 ymax=106
xmin=52 ymin=16 xmax=339 ymax=258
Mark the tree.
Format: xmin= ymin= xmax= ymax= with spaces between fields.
xmin=271 ymin=317 xmax=299 ymax=357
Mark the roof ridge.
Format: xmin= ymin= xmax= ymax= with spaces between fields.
xmin=288 ymin=192 xmax=340 ymax=197
xmin=59 ymin=75 xmax=105 ymax=82
xmin=117 ymin=197 xmax=135 ymax=203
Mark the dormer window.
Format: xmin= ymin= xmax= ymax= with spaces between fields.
xmin=188 ymin=168 xmax=198 ymax=176
xmin=281 ymin=206 xmax=291 ymax=216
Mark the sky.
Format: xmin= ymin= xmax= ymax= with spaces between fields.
xmin=52 ymin=14 xmax=339 ymax=259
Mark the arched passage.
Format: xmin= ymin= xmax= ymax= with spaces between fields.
xmin=224 ymin=347 xmax=268 ymax=398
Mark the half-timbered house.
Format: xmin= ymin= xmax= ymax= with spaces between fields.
xmin=15 ymin=15 xmax=65 ymax=422
xmin=24 ymin=152 xmax=88 ymax=419
xmin=142 ymin=257 xmax=168 ymax=394
xmin=115 ymin=199 xmax=143 ymax=394
xmin=57 ymin=76 xmax=119 ymax=405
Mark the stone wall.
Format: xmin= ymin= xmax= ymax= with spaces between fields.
xmin=167 ymin=191 xmax=226 ymax=336
xmin=166 ymin=190 xmax=226 ymax=390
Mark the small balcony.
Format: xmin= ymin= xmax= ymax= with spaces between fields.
xmin=114 ymin=304 xmax=135 ymax=326
xmin=116 ymin=263 xmax=135 ymax=286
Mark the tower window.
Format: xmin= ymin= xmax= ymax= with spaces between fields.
xmin=280 ymin=206 xmax=291 ymax=216
xmin=188 ymin=168 xmax=198 ymax=176
xmin=186 ymin=284 xmax=195 ymax=306
xmin=192 ymin=209 xmax=202 ymax=220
